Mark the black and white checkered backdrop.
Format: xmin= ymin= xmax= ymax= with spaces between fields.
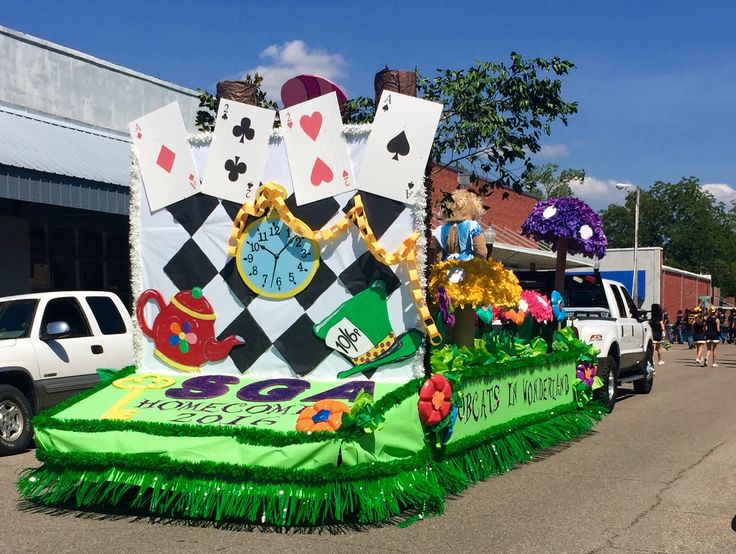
xmin=133 ymin=129 xmax=426 ymax=382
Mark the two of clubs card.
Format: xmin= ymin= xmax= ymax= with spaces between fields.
xmin=280 ymin=91 xmax=355 ymax=206
xmin=201 ymin=100 xmax=276 ymax=205
xmin=359 ymin=91 xmax=443 ymax=205
xmin=129 ymin=102 xmax=201 ymax=212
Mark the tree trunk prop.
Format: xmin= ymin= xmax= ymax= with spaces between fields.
xmin=374 ymin=69 xmax=417 ymax=104
xmin=554 ymin=237 xmax=568 ymax=293
xmin=216 ymin=81 xmax=258 ymax=105
xmin=453 ymin=306 xmax=476 ymax=349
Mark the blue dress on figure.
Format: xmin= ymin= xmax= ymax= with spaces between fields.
xmin=434 ymin=220 xmax=483 ymax=261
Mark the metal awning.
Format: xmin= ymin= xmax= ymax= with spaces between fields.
xmin=492 ymin=242 xmax=595 ymax=271
xmin=0 ymin=105 xmax=131 ymax=214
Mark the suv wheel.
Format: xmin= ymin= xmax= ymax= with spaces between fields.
xmin=634 ymin=347 xmax=655 ymax=394
xmin=595 ymin=355 xmax=618 ymax=412
xmin=0 ymin=385 xmax=33 ymax=455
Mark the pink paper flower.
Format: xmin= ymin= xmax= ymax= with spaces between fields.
xmin=520 ymin=290 xmax=553 ymax=323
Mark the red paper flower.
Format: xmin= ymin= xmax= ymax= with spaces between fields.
xmin=418 ymin=374 xmax=453 ymax=426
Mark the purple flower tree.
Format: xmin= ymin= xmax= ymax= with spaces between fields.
xmin=521 ymin=197 xmax=607 ymax=291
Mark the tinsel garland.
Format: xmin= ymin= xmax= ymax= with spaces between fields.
xmin=19 ymin=403 xmax=605 ymax=526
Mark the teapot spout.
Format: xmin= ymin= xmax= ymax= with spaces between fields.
xmin=204 ymin=335 xmax=245 ymax=362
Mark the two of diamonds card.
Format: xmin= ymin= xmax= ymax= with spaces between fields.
xmin=129 ymin=102 xmax=200 ymax=212
xmin=359 ymin=91 xmax=443 ymax=204
xmin=280 ymin=92 xmax=356 ymax=206
xmin=201 ymin=100 xmax=276 ymax=205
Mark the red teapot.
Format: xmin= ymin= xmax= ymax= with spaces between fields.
xmin=136 ymin=287 xmax=244 ymax=372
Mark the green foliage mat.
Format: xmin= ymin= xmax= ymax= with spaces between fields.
xmin=18 ymin=402 xmax=606 ymax=526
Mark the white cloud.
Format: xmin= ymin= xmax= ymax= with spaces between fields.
xmin=536 ymin=143 xmax=569 ymax=158
xmin=242 ymin=40 xmax=348 ymax=100
xmin=702 ymin=183 xmax=736 ymax=206
xmin=569 ymin=176 xmax=627 ymax=211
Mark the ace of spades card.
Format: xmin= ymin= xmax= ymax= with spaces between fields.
xmin=201 ymin=100 xmax=276 ymax=205
xmin=129 ymin=102 xmax=201 ymax=212
xmin=359 ymin=91 xmax=443 ymax=204
xmin=280 ymin=91 xmax=355 ymax=205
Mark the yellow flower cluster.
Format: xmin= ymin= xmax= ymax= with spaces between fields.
xmin=428 ymin=258 xmax=522 ymax=309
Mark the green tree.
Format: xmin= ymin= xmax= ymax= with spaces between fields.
xmin=524 ymin=163 xmax=585 ymax=199
xmin=343 ymin=54 xmax=578 ymax=194
xmin=600 ymin=177 xmax=736 ymax=296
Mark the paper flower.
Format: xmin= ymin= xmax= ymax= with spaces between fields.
xmin=576 ymin=361 xmax=596 ymax=387
xmin=168 ymin=321 xmax=198 ymax=354
xmin=551 ymin=290 xmax=566 ymax=321
xmin=520 ymin=290 xmax=553 ymax=323
xmin=429 ymin=258 xmax=521 ymax=309
xmin=503 ymin=307 xmax=526 ymax=325
xmin=295 ymin=400 xmax=350 ymax=432
xmin=437 ymin=287 xmax=456 ymax=328
xmin=418 ymin=374 xmax=453 ymax=426
xmin=521 ymin=197 xmax=607 ymax=259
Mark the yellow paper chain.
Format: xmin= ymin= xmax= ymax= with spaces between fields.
xmin=228 ymin=183 xmax=441 ymax=345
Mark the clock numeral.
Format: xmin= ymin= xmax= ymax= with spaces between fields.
xmin=245 ymin=253 xmax=254 ymax=263
xmin=288 ymin=272 xmax=296 ymax=284
xmin=248 ymin=242 xmax=260 ymax=252
xmin=269 ymin=222 xmax=280 ymax=236
xmin=262 ymin=273 xmax=269 ymax=288
xmin=282 ymin=226 xmax=291 ymax=238
xmin=297 ymin=262 xmax=308 ymax=273
xmin=249 ymin=266 xmax=258 ymax=276
xmin=300 ymin=248 xmax=309 ymax=259
xmin=294 ymin=237 xmax=303 ymax=248
xmin=257 ymin=231 xmax=268 ymax=242
xmin=275 ymin=277 xmax=282 ymax=290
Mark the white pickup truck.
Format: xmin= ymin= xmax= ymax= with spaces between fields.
xmin=516 ymin=272 xmax=655 ymax=411
xmin=0 ymin=291 xmax=134 ymax=454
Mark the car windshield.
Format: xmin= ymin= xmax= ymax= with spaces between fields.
xmin=0 ymin=299 xmax=38 ymax=339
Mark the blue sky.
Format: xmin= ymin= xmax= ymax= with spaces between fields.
xmin=3 ymin=1 xmax=735 ymax=209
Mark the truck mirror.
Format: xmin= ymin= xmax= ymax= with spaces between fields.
xmin=44 ymin=321 xmax=71 ymax=340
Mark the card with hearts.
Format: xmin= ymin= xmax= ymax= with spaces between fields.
xmin=280 ymin=91 xmax=355 ymax=206
xmin=358 ymin=91 xmax=443 ymax=204
xmin=129 ymin=102 xmax=201 ymax=212
xmin=201 ymin=100 xmax=276 ymax=205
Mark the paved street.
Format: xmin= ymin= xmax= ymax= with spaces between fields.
xmin=3 ymin=344 xmax=736 ymax=553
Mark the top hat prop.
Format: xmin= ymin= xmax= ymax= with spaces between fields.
xmin=314 ymin=280 xmax=422 ymax=379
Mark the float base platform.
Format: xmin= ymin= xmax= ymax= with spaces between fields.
xmin=18 ymin=350 xmax=606 ymax=526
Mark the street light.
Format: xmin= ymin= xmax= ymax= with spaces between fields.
xmin=616 ymin=182 xmax=640 ymax=306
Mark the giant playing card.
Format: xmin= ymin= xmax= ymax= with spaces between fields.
xmin=129 ymin=102 xmax=200 ymax=211
xmin=280 ymin=92 xmax=356 ymax=205
xmin=359 ymin=91 xmax=443 ymax=204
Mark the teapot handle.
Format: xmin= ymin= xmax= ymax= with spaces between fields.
xmin=136 ymin=289 xmax=167 ymax=338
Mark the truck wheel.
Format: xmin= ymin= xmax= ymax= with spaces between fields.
xmin=634 ymin=347 xmax=655 ymax=394
xmin=0 ymin=385 xmax=33 ymax=455
xmin=595 ymin=356 xmax=618 ymax=412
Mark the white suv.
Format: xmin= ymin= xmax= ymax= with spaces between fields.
xmin=0 ymin=291 xmax=134 ymax=454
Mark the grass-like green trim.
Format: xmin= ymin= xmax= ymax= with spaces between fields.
xmin=19 ymin=402 xmax=605 ymax=525
xmin=33 ymin=366 xmax=136 ymax=424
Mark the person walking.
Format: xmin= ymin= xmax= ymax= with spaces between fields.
xmin=674 ymin=310 xmax=685 ymax=344
xmin=718 ymin=309 xmax=728 ymax=344
xmin=649 ymin=304 xmax=666 ymax=365
xmin=703 ymin=307 xmax=720 ymax=367
xmin=692 ymin=312 xmax=706 ymax=365
xmin=729 ymin=309 xmax=736 ymax=344
xmin=685 ymin=309 xmax=695 ymax=349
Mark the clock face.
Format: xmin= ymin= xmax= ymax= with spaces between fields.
xmin=235 ymin=214 xmax=320 ymax=299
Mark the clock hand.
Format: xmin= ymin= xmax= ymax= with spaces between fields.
xmin=259 ymin=244 xmax=278 ymax=258
xmin=277 ymin=234 xmax=299 ymax=257
xmin=269 ymin=255 xmax=278 ymax=288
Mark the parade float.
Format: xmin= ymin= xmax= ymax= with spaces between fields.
xmin=18 ymin=82 xmax=607 ymax=526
